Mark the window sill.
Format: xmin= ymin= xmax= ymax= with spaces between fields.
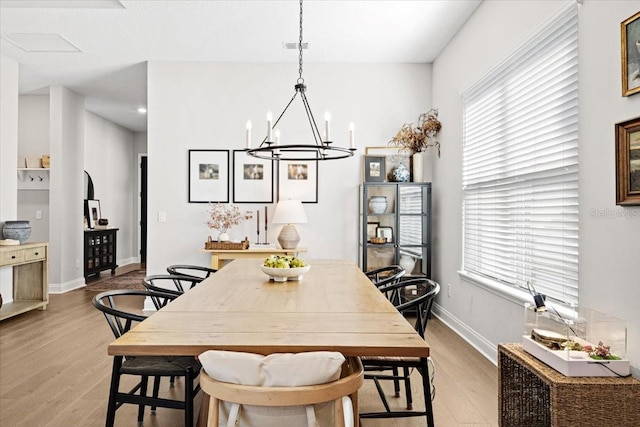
xmin=457 ymin=270 xmax=577 ymax=319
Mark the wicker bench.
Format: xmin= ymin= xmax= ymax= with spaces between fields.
xmin=498 ymin=343 xmax=640 ymax=427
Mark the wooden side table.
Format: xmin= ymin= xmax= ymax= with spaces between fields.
xmin=498 ymin=343 xmax=640 ymax=427
xmin=0 ymin=242 xmax=49 ymax=320
xmin=199 ymin=247 xmax=307 ymax=270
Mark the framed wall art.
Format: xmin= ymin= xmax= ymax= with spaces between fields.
xmin=188 ymin=149 xmax=229 ymax=203
xmin=615 ymin=116 xmax=640 ymax=205
xmin=86 ymin=199 xmax=101 ymax=229
xmin=621 ymin=11 xmax=640 ymax=97
xmin=232 ymin=150 xmax=273 ymax=203
xmin=365 ymin=146 xmax=411 ymax=181
xmin=277 ymin=156 xmax=318 ymax=203
xmin=364 ymin=155 xmax=386 ymax=182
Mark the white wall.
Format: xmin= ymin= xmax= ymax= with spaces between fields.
xmin=85 ymin=111 xmax=137 ymax=266
xmin=48 ymin=86 xmax=85 ymax=292
xmin=147 ymin=62 xmax=431 ymax=275
xmin=432 ymin=0 xmax=640 ymax=376
xmin=17 ymin=95 xmax=50 ymax=243
xmin=0 ymin=55 xmax=19 ymax=300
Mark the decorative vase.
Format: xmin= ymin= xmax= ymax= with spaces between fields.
xmin=412 ymin=152 xmax=424 ymax=182
xmin=411 ymin=151 xmax=434 ymax=182
xmin=218 ymin=232 xmax=230 ymax=242
xmin=399 ymin=255 xmax=416 ymax=274
xmin=390 ymin=163 xmax=410 ymax=182
xmin=2 ymin=220 xmax=31 ymax=244
xmin=368 ymin=196 xmax=388 ymax=214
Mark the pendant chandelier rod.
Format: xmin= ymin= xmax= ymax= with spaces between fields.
xmin=246 ymin=0 xmax=356 ymax=161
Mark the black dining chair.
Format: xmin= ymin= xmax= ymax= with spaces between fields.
xmin=360 ymin=278 xmax=440 ymax=423
xmin=166 ymin=264 xmax=217 ymax=282
xmin=365 ymin=265 xmax=406 ymax=289
xmin=365 ymin=265 xmax=407 ymax=396
xmin=143 ymin=274 xmax=201 ymax=297
xmin=92 ymin=289 xmax=201 ymax=427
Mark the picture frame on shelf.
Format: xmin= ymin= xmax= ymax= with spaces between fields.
xmin=615 ymin=116 xmax=640 ymax=205
xmin=86 ymin=199 xmax=101 ymax=229
xmin=188 ymin=149 xmax=230 ymax=203
xmin=621 ymin=11 xmax=640 ymax=97
xmin=367 ymin=222 xmax=380 ymax=242
xmin=365 ymin=146 xmax=411 ymax=181
xmin=277 ymin=155 xmax=318 ymax=203
xmin=364 ymin=155 xmax=386 ymax=182
xmin=376 ymin=226 xmax=394 ymax=243
xmin=232 ymin=150 xmax=273 ymax=203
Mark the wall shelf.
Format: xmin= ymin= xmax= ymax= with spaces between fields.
xmin=17 ymin=168 xmax=49 ymax=190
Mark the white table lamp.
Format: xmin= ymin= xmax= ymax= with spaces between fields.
xmin=272 ymin=200 xmax=307 ymax=249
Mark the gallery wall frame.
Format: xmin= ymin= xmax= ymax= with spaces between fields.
xmin=615 ymin=116 xmax=640 ymax=205
xmin=621 ymin=11 xmax=640 ymax=97
xmin=277 ymin=155 xmax=318 ymax=203
xmin=232 ymin=150 xmax=274 ymax=203
xmin=188 ymin=149 xmax=229 ymax=203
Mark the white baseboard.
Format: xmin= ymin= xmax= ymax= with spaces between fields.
xmin=49 ymin=277 xmax=86 ymax=294
xmin=432 ymin=302 xmax=498 ymax=366
xmin=118 ymin=257 xmax=138 ymax=267
xmin=49 ymin=259 xmax=141 ymax=294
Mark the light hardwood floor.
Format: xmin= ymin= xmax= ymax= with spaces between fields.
xmin=0 ymin=266 xmax=498 ymax=427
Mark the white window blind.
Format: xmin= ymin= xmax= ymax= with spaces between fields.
xmin=462 ymin=5 xmax=579 ymax=306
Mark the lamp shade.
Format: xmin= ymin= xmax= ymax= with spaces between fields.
xmin=272 ymin=200 xmax=307 ymax=224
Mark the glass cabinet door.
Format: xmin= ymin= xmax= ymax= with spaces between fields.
xmin=360 ymin=183 xmax=431 ymax=277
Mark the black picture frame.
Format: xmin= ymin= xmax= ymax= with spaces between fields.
xmin=376 ymin=226 xmax=394 ymax=243
xmin=367 ymin=221 xmax=380 ymax=242
xmin=86 ymin=199 xmax=101 ymax=229
xmin=232 ymin=150 xmax=274 ymax=203
xmin=277 ymin=155 xmax=318 ymax=203
xmin=188 ymin=149 xmax=230 ymax=203
xmin=364 ymin=155 xmax=386 ymax=182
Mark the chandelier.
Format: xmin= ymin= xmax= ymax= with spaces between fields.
xmin=245 ymin=0 xmax=356 ymax=161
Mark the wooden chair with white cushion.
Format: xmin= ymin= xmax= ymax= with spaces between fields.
xmin=198 ymin=351 xmax=364 ymax=427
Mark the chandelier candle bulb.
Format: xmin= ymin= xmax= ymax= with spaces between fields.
xmin=324 ymin=112 xmax=331 ymax=141
xmin=245 ymin=120 xmax=252 ymax=148
xmin=266 ymin=111 xmax=273 ymax=142
xmin=349 ymin=122 xmax=355 ymax=148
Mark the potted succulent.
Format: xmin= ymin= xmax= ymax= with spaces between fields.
xmin=389 ymin=109 xmax=442 ymax=182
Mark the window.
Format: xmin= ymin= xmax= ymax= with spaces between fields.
xmin=462 ymin=5 xmax=578 ymax=306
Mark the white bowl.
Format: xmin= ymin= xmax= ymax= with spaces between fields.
xmin=260 ymin=265 xmax=310 ymax=282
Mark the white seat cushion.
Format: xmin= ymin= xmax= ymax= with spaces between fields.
xmin=198 ymin=351 xmax=347 ymax=427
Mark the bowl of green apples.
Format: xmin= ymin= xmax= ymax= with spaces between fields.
xmin=261 ymin=256 xmax=310 ymax=282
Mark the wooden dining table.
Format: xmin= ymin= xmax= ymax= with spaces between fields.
xmin=108 ymin=258 xmax=434 ymax=426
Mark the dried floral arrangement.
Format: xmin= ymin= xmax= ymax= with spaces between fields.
xmin=206 ymin=203 xmax=253 ymax=233
xmin=389 ymin=109 xmax=442 ymax=156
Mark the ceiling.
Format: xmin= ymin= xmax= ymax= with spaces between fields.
xmin=0 ymin=0 xmax=481 ymax=132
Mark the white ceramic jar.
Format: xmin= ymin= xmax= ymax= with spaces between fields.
xmin=368 ymin=196 xmax=388 ymax=214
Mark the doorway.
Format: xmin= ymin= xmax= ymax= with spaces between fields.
xmin=139 ymin=155 xmax=147 ymax=264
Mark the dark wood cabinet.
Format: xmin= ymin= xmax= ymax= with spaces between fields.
xmin=84 ymin=228 xmax=118 ymax=278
